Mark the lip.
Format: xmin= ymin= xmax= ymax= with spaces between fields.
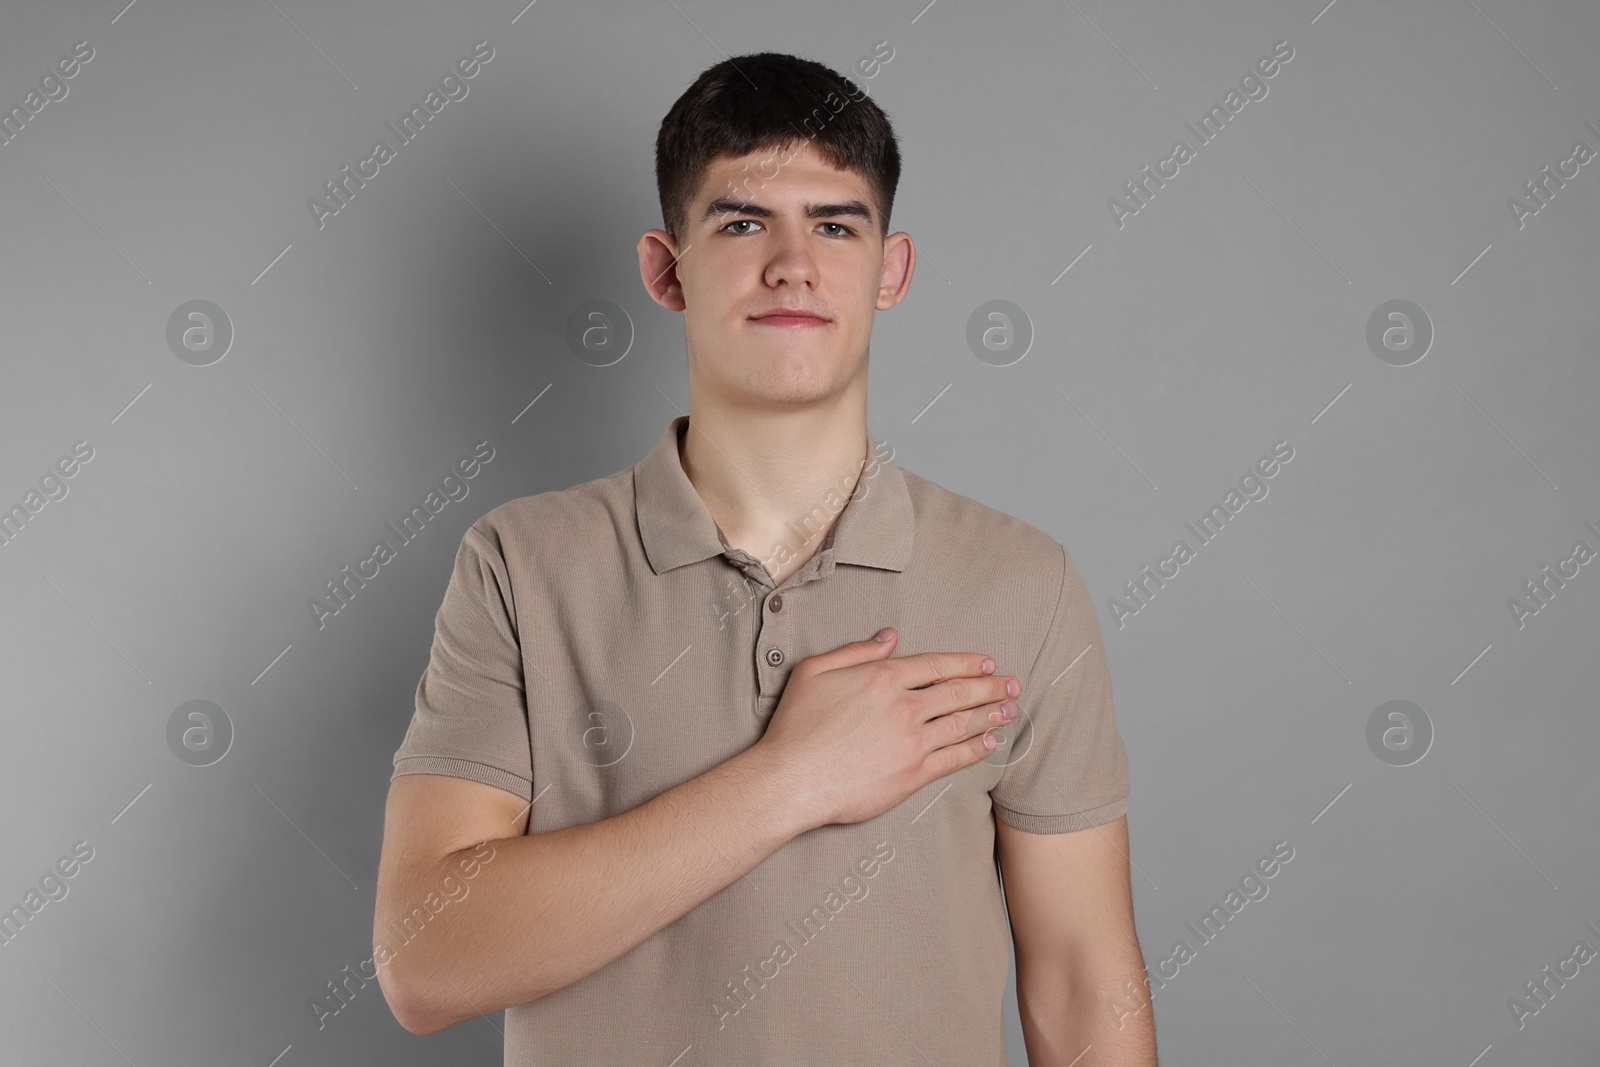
xmin=750 ymin=311 xmax=830 ymax=327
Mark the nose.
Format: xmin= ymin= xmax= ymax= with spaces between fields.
xmin=762 ymin=222 xmax=820 ymax=290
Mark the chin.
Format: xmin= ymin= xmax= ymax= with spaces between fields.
xmin=736 ymin=373 xmax=838 ymax=407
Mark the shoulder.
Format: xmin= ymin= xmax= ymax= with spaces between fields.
xmin=895 ymin=465 xmax=1078 ymax=644
xmin=462 ymin=464 xmax=634 ymax=564
xmin=898 ymin=465 xmax=1067 ymax=579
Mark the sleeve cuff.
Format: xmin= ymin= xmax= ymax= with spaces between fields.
xmin=993 ymin=794 xmax=1126 ymax=834
xmin=391 ymin=756 xmax=532 ymax=803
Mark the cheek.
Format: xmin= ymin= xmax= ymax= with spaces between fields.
xmin=680 ymin=275 xmax=736 ymax=324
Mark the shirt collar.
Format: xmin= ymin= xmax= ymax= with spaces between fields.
xmin=635 ymin=415 xmax=914 ymax=577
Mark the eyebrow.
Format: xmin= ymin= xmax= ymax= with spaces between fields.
xmin=701 ymin=197 xmax=875 ymax=227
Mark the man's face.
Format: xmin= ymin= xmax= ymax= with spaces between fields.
xmin=639 ymin=141 xmax=914 ymax=411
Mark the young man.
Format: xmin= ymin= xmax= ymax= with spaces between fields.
xmin=375 ymin=53 xmax=1156 ymax=1065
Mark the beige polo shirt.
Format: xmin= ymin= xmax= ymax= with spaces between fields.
xmin=391 ymin=414 xmax=1129 ymax=1065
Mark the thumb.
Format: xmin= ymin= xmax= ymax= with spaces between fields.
xmin=859 ymin=627 xmax=899 ymax=657
xmin=818 ymin=627 xmax=898 ymax=670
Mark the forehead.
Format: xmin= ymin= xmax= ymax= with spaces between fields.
xmin=695 ymin=142 xmax=874 ymax=205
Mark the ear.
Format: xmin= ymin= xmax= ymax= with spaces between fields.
xmin=876 ymin=231 xmax=915 ymax=312
xmin=639 ymin=229 xmax=688 ymax=312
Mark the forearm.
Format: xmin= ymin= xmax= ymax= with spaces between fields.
xmin=382 ymin=745 xmax=813 ymax=1032
xmin=1016 ymin=965 xmax=1159 ymax=1066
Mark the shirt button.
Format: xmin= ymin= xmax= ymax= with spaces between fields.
xmin=768 ymin=594 xmax=783 ymax=613
xmin=765 ymin=647 xmax=784 ymax=667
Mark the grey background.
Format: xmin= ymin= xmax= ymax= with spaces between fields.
xmin=1 ymin=0 xmax=1597 ymax=1063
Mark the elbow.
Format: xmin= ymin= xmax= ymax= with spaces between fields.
xmin=378 ymin=954 xmax=553 ymax=1034
xmin=393 ymin=1002 xmax=451 ymax=1037
xmin=377 ymin=958 xmax=458 ymax=1036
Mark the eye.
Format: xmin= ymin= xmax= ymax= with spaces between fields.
xmin=720 ymin=219 xmax=762 ymax=235
xmin=819 ymin=222 xmax=856 ymax=237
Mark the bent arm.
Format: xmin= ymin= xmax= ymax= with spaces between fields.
xmin=374 ymin=747 xmax=811 ymax=1034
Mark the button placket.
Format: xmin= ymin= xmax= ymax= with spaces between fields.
xmin=756 ymin=588 xmax=790 ymax=715
xmin=750 ymin=556 xmax=828 ymax=718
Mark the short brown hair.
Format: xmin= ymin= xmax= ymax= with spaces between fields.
xmin=654 ymin=52 xmax=902 ymax=242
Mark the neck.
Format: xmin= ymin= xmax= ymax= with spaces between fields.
xmin=679 ymin=403 xmax=870 ymax=580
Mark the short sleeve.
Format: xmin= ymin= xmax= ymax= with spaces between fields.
xmin=391 ymin=520 xmax=533 ymax=802
xmin=990 ymin=541 xmax=1129 ymax=833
